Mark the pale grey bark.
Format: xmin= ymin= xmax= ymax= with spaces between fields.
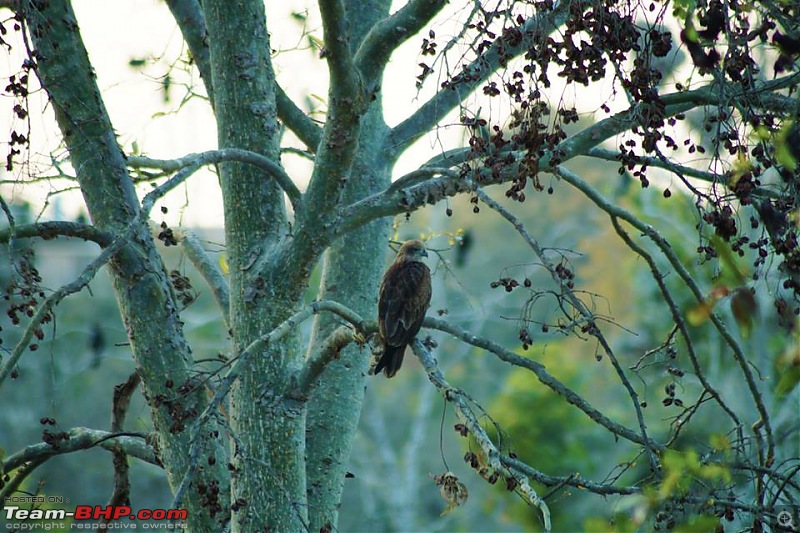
xmin=302 ymin=1 xmax=393 ymax=528
xmin=21 ymin=1 xmax=228 ymax=529
xmin=302 ymin=0 xmax=455 ymax=527
xmin=201 ymin=0 xmax=312 ymax=530
xmin=14 ymin=0 xmax=795 ymax=530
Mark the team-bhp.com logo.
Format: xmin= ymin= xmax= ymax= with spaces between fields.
xmin=4 ymin=505 xmax=187 ymax=529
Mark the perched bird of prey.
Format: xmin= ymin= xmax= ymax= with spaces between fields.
xmin=374 ymin=240 xmax=432 ymax=378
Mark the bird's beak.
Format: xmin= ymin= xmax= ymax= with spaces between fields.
xmin=422 ymin=249 xmax=429 ymax=258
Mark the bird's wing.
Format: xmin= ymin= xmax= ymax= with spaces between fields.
xmin=379 ymin=261 xmax=431 ymax=345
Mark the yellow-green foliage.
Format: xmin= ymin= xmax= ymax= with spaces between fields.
xmin=485 ymin=341 xmax=624 ymax=530
xmin=656 ymin=449 xmax=731 ymax=500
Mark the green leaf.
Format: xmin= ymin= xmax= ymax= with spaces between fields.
xmin=674 ymin=515 xmax=723 ymax=532
xmin=710 ymin=236 xmax=747 ymax=285
xmin=730 ymin=287 xmax=757 ymax=338
xmin=775 ymin=343 xmax=800 ymax=398
xmin=775 ymin=121 xmax=798 ymax=171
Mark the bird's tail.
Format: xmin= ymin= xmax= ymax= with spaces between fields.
xmin=373 ymin=344 xmax=406 ymax=378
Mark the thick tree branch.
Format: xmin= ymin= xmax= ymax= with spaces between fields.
xmin=354 ymin=0 xmax=448 ymax=87
xmin=171 ymin=300 xmax=368 ymax=510
xmin=22 ymin=1 xmax=230 ymax=525
xmin=164 ymin=0 xmax=323 ymax=151
xmin=340 ymin=79 xmax=712 ymax=235
xmin=0 ymin=427 xmax=157 ymax=502
xmin=1 ymin=428 xmax=156 ymax=504
xmin=335 ymin=167 xmax=474 ymax=237
xmin=174 ymin=228 xmax=230 ymax=329
xmin=385 ymin=1 xmax=570 ymax=159
xmin=165 ymin=0 xmax=214 ymax=104
xmin=294 ymin=325 xmax=366 ymax=397
xmin=410 ymin=339 xmax=551 ymax=532
xmin=340 ymin=70 xmax=800 ymax=239
xmin=288 ymin=0 xmax=369 ymax=269
xmin=0 ymin=221 xmax=112 ymax=247
xmin=128 ymin=149 xmax=301 ymax=211
xmin=375 ymin=70 xmax=800 ymax=223
xmin=319 ymin=0 xmax=359 ymax=89
xmin=555 ymin=72 xmax=800 ymax=168
xmin=0 ymin=161 xmax=209 ymax=387
xmin=276 ymin=85 xmax=324 ymax=153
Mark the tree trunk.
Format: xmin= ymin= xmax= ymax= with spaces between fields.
xmin=23 ymin=1 xmax=228 ymax=529
xmin=202 ymin=0 xmax=312 ymax=530
xmin=304 ymin=1 xmax=394 ymax=528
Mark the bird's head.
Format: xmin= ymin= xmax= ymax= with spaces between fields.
xmin=397 ymin=239 xmax=429 ymax=262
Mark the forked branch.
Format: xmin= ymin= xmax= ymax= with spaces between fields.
xmin=128 ymin=149 xmax=301 ymax=210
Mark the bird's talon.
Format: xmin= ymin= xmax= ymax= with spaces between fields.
xmin=353 ymin=330 xmax=367 ymax=346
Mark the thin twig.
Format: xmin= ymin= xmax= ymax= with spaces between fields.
xmin=610 ymin=216 xmax=742 ymax=432
xmin=474 ymin=186 xmax=661 ymax=474
xmin=423 ymin=316 xmax=661 ymax=450
xmin=411 ymin=338 xmax=552 ymax=532
xmin=0 ymin=161 xmax=208 ymax=387
xmin=555 ymin=165 xmax=775 ymax=469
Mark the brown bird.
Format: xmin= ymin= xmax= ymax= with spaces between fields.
xmin=375 ymin=240 xmax=432 ymax=378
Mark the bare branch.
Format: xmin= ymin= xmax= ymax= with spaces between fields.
xmin=472 ymin=187 xmax=661 ymax=474
xmin=294 ymin=325 xmax=363 ymax=397
xmin=289 ymin=0 xmax=370 ymax=265
xmin=0 ymin=221 xmax=113 ymax=247
xmin=164 ymin=0 xmax=323 ymax=151
xmin=410 ymin=338 xmax=551 ymax=532
xmin=128 ymin=149 xmax=301 ymax=211
xmin=335 ymin=167 xmax=473 ymax=237
xmin=276 ymin=85 xmax=323 ymax=153
xmin=379 ymin=71 xmax=800 ymax=211
xmin=354 ymin=0 xmax=448 ymax=87
xmin=174 ymin=228 xmax=231 ymax=329
xmin=319 ymin=0 xmax=359 ymax=89
xmin=164 ymin=0 xmax=320 ymax=149
xmin=609 ymin=217 xmax=743 ymax=432
xmin=106 ymin=373 xmax=143 ymax=513
xmin=553 ymin=72 xmax=800 ymax=167
xmin=111 ymin=372 xmax=142 ymax=433
xmin=0 ymin=427 xmax=157 ymax=503
xmin=2 ymin=429 xmax=156 ymax=475
xmin=585 ymin=147 xmax=722 ymax=183
xmin=165 ymin=0 xmax=214 ymax=103
xmin=500 ymin=456 xmax=639 ymax=496
xmin=0 ymin=160 xmax=208 ymax=387
xmin=422 ymin=316 xmax=660 ymax=450
xmin=0 ymin=232 xmax=128 ymax=386
xmin=554 ymin=165 xmax=775 ymax=465
xmin=385 ymin=1 xmax=570 ymax=159
xmin=171 ymin=300 xmax=368 ymax=510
